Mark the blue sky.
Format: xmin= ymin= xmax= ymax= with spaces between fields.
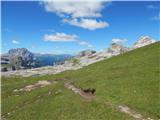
xmin=1 ymin=1 xmax=160 ymax=54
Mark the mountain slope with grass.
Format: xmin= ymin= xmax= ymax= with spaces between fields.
xmin=2 ymin=42 xmax=159 ymax=120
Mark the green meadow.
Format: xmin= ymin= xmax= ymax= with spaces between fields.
xmin=2 ymin=42 xmax=159 ymax=120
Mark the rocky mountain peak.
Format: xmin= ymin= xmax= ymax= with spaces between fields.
xmin=107 ymin=42 xmax=128 ymax=54
xmin=8 ymin=48 xmax=33 ymax=58
xmin=8 ymin=48 xmax=35 ymax=69
xmin=76 ymin=49 xmax=96 ymax=58
xmin=133 ymin=36 xmax=156 ymax=49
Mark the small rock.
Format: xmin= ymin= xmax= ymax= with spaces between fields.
xmin=7 ymin=112 xmax=10 ymax=115
xmin=13 ymin=89 xmax=18 ymax=92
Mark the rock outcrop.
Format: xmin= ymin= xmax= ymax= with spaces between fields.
xmin=1 ymin=36 xmax=157 ymax=77
xmin=132 ymin=36 xmax=156 ymax=49
xmin=76 ymin=42 xmax=129 ymax=66
xmin=76 ymin=50 xmax=96 ymax=58
xmin=107 ymin=42 xmax=129 ymax=55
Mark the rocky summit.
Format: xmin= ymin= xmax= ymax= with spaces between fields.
xmin=8 ymin=48 xmax=35 ymax=69
xmin=1 ymin=36 xmax=157 ymax=76
xmin=1 ymin=48 xmax=36 ymax=71
xmin=106 ymin=42 xmax=129 ymax=56
xmin=132 ymin=36 xmax=156 ymax=49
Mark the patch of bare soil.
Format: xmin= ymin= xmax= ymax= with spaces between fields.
xmin=118 ymin=105 xmax=142 ymax=119
xmin=14 ymin=80 xmax=56 ymax=92
xmin=104 ymin=102 xmax=155 ymax=120
xmin=118 ymin=105 xmax=155 ymax=120
xmin=64 ymin=82 xmax=94 ymax=101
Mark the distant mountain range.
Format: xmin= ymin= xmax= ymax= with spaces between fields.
xmin=1 ymin=49 xmax=73 ymax=71
xmin=1 ymin=36 xmax=157 ymax=72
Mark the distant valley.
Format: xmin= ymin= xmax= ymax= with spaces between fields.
xmin=1 ymin=49 xmax=73 ymax=72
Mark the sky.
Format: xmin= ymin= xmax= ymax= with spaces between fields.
xmin=1 ymin=1 xmax=160 ymax=54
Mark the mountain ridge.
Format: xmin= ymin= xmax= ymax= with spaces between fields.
xmin=1 ymin=36 xmax=158 ymax=77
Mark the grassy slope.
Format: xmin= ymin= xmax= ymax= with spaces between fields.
xmin=2 ymin=42 xmax=160 ymax=120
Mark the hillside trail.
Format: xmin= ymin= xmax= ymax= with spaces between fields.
xmin=65 ymin=82 xmax=155 ymax=120
xmin=7 ymin=79 xmax=155 ymax=120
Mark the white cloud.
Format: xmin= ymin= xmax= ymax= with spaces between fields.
xmin=12 ymin=40 xmax=20 ymax=44
xmin=42 ymin=1 xmax=105 ymax=18
xmin=78 ymin=41 xmax=93 ymax=48
xmin=42 ymin=1 xmax=109 ymax=30
xmin=152 ymin=12 xmax=160 ymax=21
xmin=111 ymin=38 xmax=127 ymax=44
xmin=44 ymin=32 xmax=77 ymax=42
xmin=63 ymin=18 xmax=108 ymax=30
xmin=43 ymin=32 xmax=93 ymax=48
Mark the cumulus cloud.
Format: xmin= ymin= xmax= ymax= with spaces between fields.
xmin=44 ymin=32 xmax=77 ymax=42
xmin=12 ymin=40 xmax=20 ymax=44
xmin=111 ymin=38 xmax=127 ymax=44
xmin=42 ymin=1 xmax=109 ymax=30
xmin=63 ymin=18 xmax=108 ymax=30
xmin=43 ymin=32 xmax=93 ymax=48
xmin=43 ymin=1 xmax=104 ymax=18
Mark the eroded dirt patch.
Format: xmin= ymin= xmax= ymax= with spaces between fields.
xmin=118 ymin=105 xmax=143 ymax=119
xmin=14 ymin=80 xmax=57 ymax=92
xmin=104 ymin=102 xmax=155 ymax=120
xmin=65 ymin=82 xmax=94 ymax=101
xmin=118 ymin=105 xmax=155 ymax=120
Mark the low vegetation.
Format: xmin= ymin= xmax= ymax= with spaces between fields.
xmin=1 ymin=42 xmax=159 ymax=120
